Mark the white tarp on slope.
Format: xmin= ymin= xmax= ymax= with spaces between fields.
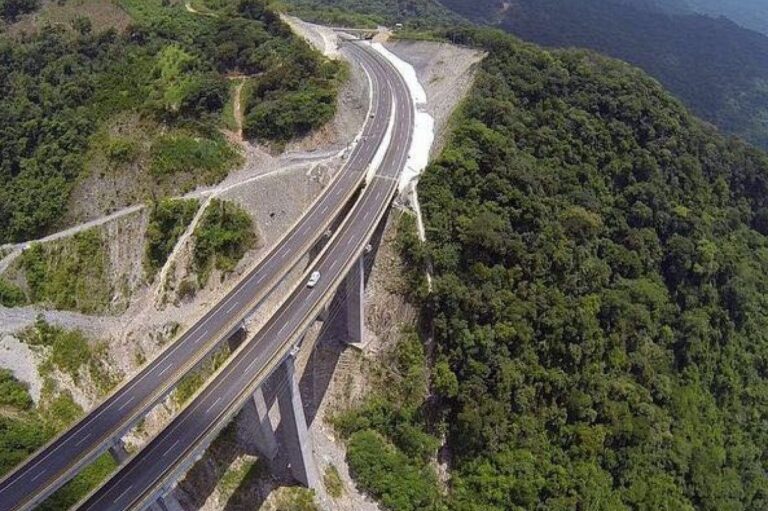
xmin=370 ymin=42 xmax=435 ymax=196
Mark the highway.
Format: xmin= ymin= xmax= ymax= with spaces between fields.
xmin=77 ymin=40 xmax=414 ymax=511
xmin=0 ymin=43 xmax=396 ymax=511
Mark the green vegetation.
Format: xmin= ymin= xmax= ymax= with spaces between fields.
xmin=0 ymin=0 xmax=37 ymax=22
xmin=221 ymin=78 xmax=251 ymax=132
xmin=150 ymin=132 xmax=239 ymax=180
xmin=20 ymin=229 xmax=111 ymax=314
xmin=334 ymin=329 xmax=441 ymax=510
xmin=443 ymin=0 xmax=768 ymax=149
xmin=174 ymin=345 xmax=230 ymax=405
xmin=0 ymin=0 xmax=341 ymax=244
xmin=106 ymin=137 xmax=139 ymax=164
xmin=0 ymin=278 xmax=26 ymax=307
xmin=323 ymin=464 xmax=344 ymax=499
xmin=37 ymin=453 xmax=117 ymax=511
xmin=279 ymin=0 xmax=462 ymax=28
xmin=0 ymin=415 xmax=50 ymax=476
xmin=347 ymin=430 xmax=440 ymax=511
xmin=145 ymin=199 xmax=200 ymax=273
xmin=0 ymin=363 xmax=116 ymax=509
xmin=193 ymin=199 xmax=256 ymax=285
xmin=0 ymin=369 xmax=32 ymax=410
xmin=242 ymin=45 xmax=345 ymax=143
xmin=244 ymin=80 xmax=338 ymax=142
xmin=36 ymin=383 xmax=83 ymax=434
xmin=267 ymin=487 xmax=319 ymax=511
xmin=386 ymin=26 xmax=768 ymax=510
xmin=145 ymin=198 xmax=200 ymax=275
xmin=20 ymin=317 xmax=117 ymax=394
xmin=218 ymin=459 xmax=257 ymax=502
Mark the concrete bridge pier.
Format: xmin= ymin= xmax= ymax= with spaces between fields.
xmin=108 ymin=439 xmax=130 ymax=464
xmin=151 ymin=491 xmax=184 ymax=511
xmin=276 ymin=346 xmax=320 ymax=488
xmin=238 ymin=344 xmax=319 ymax=489
xmin=344 ymin=255 xmax=365 ymax=346
xmin=247 ymin=385 xmax=279 ymax=461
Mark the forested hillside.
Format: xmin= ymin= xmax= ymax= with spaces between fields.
xmin=342 ymin=27 xmax=768 ymax=510
xmin=680 ymin=0 xmax=768 ymax=37
xmin=426 ymin=27 xmax=768 ymax=509
xmin=279 ymin=0 xmax=461 ymax=27
xmin=440 ymin=0 xmax=768 ymax=151
xmin=0 ymin=0 xmax=342 ymax=244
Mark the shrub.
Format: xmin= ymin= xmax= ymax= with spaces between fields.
xmin=346 ymin=430 xmax=441 ymax=511
xmin=244 ymin=84 xmax=336 ymax=141
xmin=324 ymin=464 xmax=344 ymax=499
xmin=145 ymin=198 xmax=200 ymax=275
xmin=20 ymin=229 xmax=111 ymax=314
xmin=150 ymin=133 xmax=239 ymax=183
xmin=0 ymin=278 xmax=26 ymax=307
xmin=21 ymin=318 xmax=116 ymax=393
xmin=193 ymin=199 xmax=256 ymax=285
xmin=177 ymin=277 xmax=197 ymax=301
xmin=106 ymin=138 xmax=138 ymax=164
xmin=0 ymin=369 xmax=33 ymax=411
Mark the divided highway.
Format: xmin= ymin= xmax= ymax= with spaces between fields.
xmin=77 ymin=40 xmax=414 ymax=511
xmin=0 ymin=43 xmax=396 ymax=511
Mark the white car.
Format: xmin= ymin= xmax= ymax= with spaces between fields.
xmin=307 ymin=270 xmax=321 ymax=288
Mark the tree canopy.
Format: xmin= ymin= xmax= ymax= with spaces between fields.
xmin=406 ymin=27 xmax=768 ymax=509
xmin=0 ymin=0 xmax=341 ymax=244
xmin=442 ymin=0 xmax=768 ymax=151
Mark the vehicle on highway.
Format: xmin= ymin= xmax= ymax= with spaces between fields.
xmin=307 ymin=270 xmax=321 ymax=288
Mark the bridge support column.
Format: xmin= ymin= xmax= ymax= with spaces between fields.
xmin=249 ymin=385 xmax=279 ymax=461
xmin=108 ymin=439 xmax=130 ymax=464
xmin=151 ymin=493 xmax=184 ymax=511
xmin=345 ymin=255 xmax=365 ymax=345
xmin=277 ymin=347 xmax=319 ymax=488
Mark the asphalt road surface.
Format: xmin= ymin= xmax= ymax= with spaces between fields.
xmin=0 ymin=42 xmax=396 ymax=511
xmin=77 ymin=40 xmax=414 ymax=511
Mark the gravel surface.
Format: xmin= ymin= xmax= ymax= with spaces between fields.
xmin=385 ymin=40 xmax=484 ymax=154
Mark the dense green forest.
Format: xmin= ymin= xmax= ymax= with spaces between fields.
xmin=342 ymin=27 xmax=768 ymax=510
xmin=440 ymin=0 xmax=768 ymax=151
xmin=0 ymin=0 xmax=37 ymax=22
xmin=680 ymin=0 xmax=768 ymax=37
xmin=279 ymin=0 xmax=461 ymax=28
xmin=0 ymin=0 xmax=341 ymax=244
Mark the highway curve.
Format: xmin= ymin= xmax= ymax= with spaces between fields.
xmin=76 ymin=39 xmax=414 ymax=511
xmin=0 ymin=42 xmax=395 ymax=511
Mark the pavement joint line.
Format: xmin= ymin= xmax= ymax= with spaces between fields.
xmin=206 ymin=397 xmax=223 ymax=416
xmin=114 ymin=484 xmax=134 ymax=504
xmin=164 ymin=441 xmax=181 ymax=458
xmin=117 ymin=396 xmax=136 ymax=413
xmin=74 ymin=433 xmax=92 ymax=448
xmin=193 ymin=330 xmax=210 ymax=344
xmin=158 ymin=363 xmax=173 ymax=377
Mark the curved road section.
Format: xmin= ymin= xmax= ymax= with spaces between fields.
xmin=77 ymin=41 xmax=414 ymax=511
xmin=0 ymin=43 xmax=395 ymax=511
